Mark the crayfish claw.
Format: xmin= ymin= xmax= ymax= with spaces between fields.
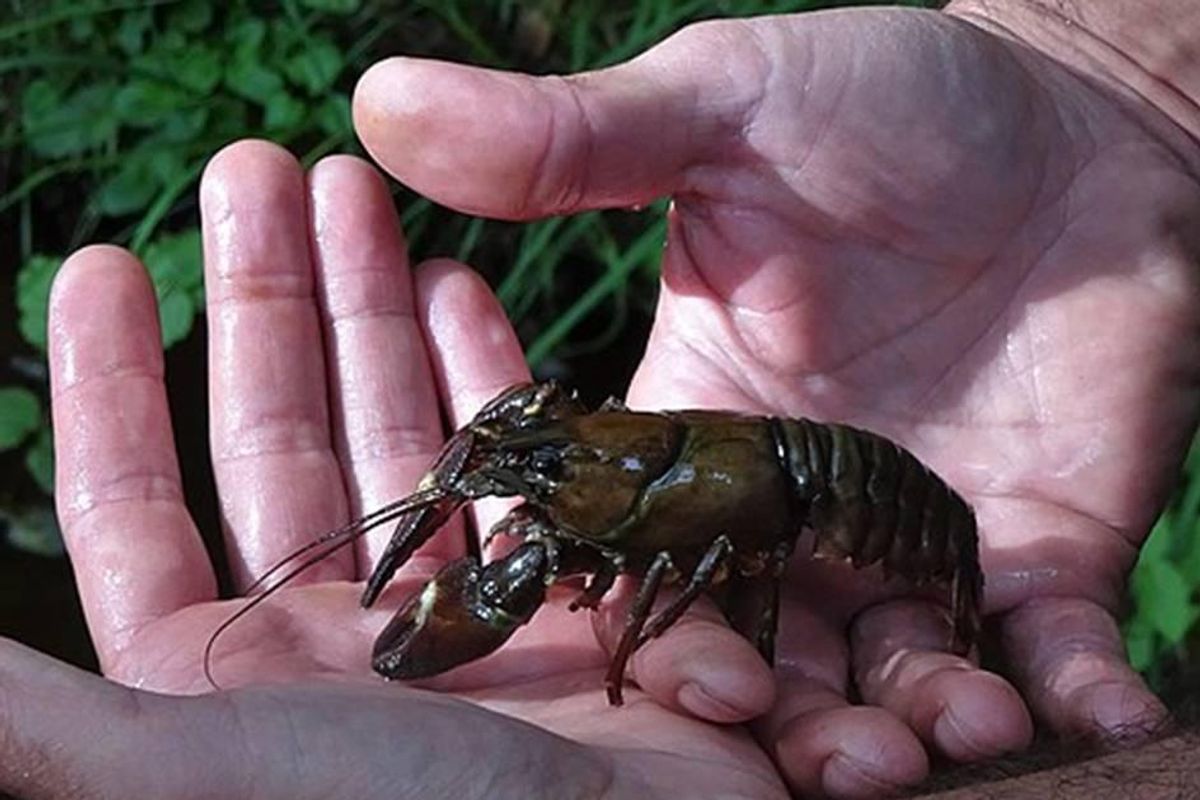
xmin=361 ymin=432 xmax=478 ymax=609
xmin=372 ymin=542 xmax=553 ymax=680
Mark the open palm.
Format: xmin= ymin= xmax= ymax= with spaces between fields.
xmin=15 ymin=145 xmax=786 ymax=800
xmin=352 ymin=5 xmax=1200 ymax=795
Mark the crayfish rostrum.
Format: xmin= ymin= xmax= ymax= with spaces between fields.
xmin=207 ymin=381 xmax=982 ymax=705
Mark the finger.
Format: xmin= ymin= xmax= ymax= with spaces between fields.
xmin=0 ymin=641 xmax=265 ymax=800
xmin=1001 ymin=597 xmax=1168 ymax=740
xmin=48 ymin=246 xmax=215 ymax=668
xmin=852 ymin=600 xmax=1033 ymax=762
xmin=202 ymin=140 xmax=351 ymax=589
xmin=592 ymin=589 xmax=775 ymax=723
xmin=760 ymin=602 xmax=929 ymax=799
xmin=412 ymin=259 xmax=530 ymax=432
xmin=0 ymin=638 xmax=612 ymax=800
xmin=352 ymin=22 xmax=761 ymax=219
xmin=306 ymin=155 xmax=459 ymax=572
xmin=413 ymin=258 xmax=531 ymax=534
xmin=0 ymin=638 xmax=160 ymax=799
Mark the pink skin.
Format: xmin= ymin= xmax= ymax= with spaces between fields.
xmin=350 ymin=6 xmax=1200 ymax=797
xmin=8 ymin=145 xmax=786 ymax=800
xmin=4 ymin=7 xmax=1197 ymax=800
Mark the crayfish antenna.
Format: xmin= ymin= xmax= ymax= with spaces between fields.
xmin=360 ymin=495 xmax=462 ymax=608
xmin=201 ymin=486 xmax=448 ymax=691
xmin=202 ymin=529 xmax=363 ymax=691
xmin=361 ymin=429 xmax=478 ymax=609
xmin=240 ymin=487 xmax=446 ymax=596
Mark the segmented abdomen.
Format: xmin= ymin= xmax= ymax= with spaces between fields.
xmin=773 ymin=418 xmax=982 ymax=651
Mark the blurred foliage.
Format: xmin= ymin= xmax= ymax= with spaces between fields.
xmin=2 ymin=0 xmax=1197 ymax=685
xmin=2 ymin=0 xmax=371 ymax=557
xmin=1124 ymin=439 xmax=1200 ymax=688
xmin=0 ymin=0 xmax=935 ymax=547
xmin=0 ymin=385 xmax=39 ymax=448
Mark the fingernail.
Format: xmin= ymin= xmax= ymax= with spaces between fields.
xmin=934 ymin=708 xmax=991 ymax=759
xmin=821 ymin=752 xmax=899 ymax=798
xmin=677 ymin=681 xmax=753 ymax=722
xmin=1085 ymin=682 xmax=1169 ymax=741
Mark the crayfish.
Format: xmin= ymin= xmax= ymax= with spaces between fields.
xmin=206 ymin=381 xmax=982 ymax=705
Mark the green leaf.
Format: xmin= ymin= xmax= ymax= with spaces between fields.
xmin=160 ymin=28 xmax=187 ymax=51
xmin=1124 ymin=618 xmax=1160 ymax=674
xmin=4 ymin=507 xmax=64 ymax=558
xmin=264 ymin=90 xmax=306 ymax=130
xmin=266 ymin=18 xmax=302 ymax=59
xmin=21 ymin=78 xmax=58 ymax=114
xmin=314 ymin=93 xmax=351 ymax=137
xmin=1139 ymin=515 xmax=1172 ymax=562
xmin=68 ymin=15 xmax=96 ymax=42
xmin=168 ymin=0 xmax=213 ymax=32
xmin=160 ymin=107 xmax=210 ymax=142
xmin=225 ymin=59 xmax=284 ymax=105
xmin=142 ymin=227 xmax=203 ymax=350
xmin=226 ymin=17 xmax=267 ymax=56
xmin=174 ymin=44 xmax=223 ymax=94
xmin=23 ymin=81 xmax=118 ymax=158
xmin=158 ymin=289 xmax=195 ymax=348
xmin=284 ymin=38 xmax=344 ymax=95
xmin=116 ymin=8 xmax=154 ymax=56
xmin=298 ymin=0 xmax=362 ymax=12
xmin=1175 ymin=516 xmax=1200 ymax=587
xmin=114 ymin=78 xmax=194 ymax=127
xmin=96 ymin=158 xmax=160 ymax=217
xmin=1131 ymin=558 xmax=1200 ymax=643
xmin=24 ymin=426 xmax=54 ymax=496
xmin=142 ymin=229 xmax=203 ymax=294
xmin=0 ymin=387 xmax=40 ymax=451
xmin=16 ymin=255 xmax=61 ymax=352
xmin=146 ymin=149 xmax=187 ymax=185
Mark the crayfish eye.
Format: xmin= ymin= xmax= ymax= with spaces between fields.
xmin=529 ymin=448 xmax=559 ymax=475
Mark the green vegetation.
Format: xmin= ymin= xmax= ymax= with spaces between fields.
xmin=0 ymin=0 xmax=933 ymax=540
xmin=1124 ymin=440 xmax=1200 ymax=687
xmin=1 ymin=0 xmax=1196 ymax=682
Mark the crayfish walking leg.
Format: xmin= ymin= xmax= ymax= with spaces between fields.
xmin=637 ymin=535 xmax=735 ymax=647
xmin=723 ymin=537 xmax=797 ymax=664
xmin=605 ymin=551 xmax=672 ymax=706
xmin=606 ymin=536 xmax=736 ymax=705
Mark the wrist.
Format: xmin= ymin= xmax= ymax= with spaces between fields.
xmin=945 ymin=0 xmax=1200 ymax=145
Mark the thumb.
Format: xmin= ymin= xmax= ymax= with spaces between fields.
xmin=352 ymin=21 xmax=764 ymax=219
xmin=0 ymin=638 xmax=612 ymax=800
xmin=0 ymin=638 xmax=237 ymax=799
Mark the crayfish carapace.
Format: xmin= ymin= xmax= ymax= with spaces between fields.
xmin=205 ymin=381 xmax=982 ymax=705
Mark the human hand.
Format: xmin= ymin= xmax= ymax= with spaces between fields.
xmin=0 ymin=142 xmax=787 ymax=799
xmin=352 ymin=5 xmax=1200 ymax=796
